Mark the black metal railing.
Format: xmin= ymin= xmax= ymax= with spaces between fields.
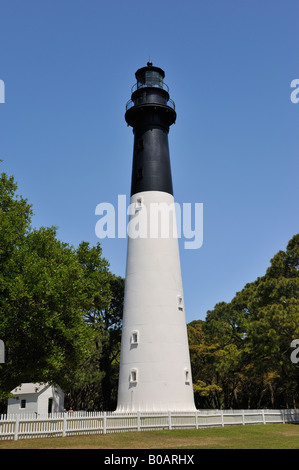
xmin=125 ymin=97 xmax=175 ymax=112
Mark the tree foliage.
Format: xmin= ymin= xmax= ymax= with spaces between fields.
xmin=0 ymin=173 xmax=124 ymax=411
xmin=66 ymin=242 xmax=124 ymax=411
xmin=188 ymin=234 xmax=299 ymax=409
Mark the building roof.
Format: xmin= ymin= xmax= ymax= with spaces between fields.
xmin=10 ymin=382 xmax=50 ymax=395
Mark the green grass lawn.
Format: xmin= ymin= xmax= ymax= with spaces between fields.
xmin=0 ymin=424 xmax=298 ymax=449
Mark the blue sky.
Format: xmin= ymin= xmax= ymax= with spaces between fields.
xmin=1 ymin=0 xmax=298 ymax=323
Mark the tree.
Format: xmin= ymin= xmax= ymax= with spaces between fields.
xmin=188 ymin=234 xmax=299 ymax=409
xmin=239 ymin=234 xmax=299 ymax=408
xmin=71 ymin=242 xmax=124 ymax=410
xmin=188 ymin=320 xmax=223 ymax=408
xmin=0 ymin=225 xmax=95 ymax=396
xmin=0 ymin=172 xmax=125 ymax=412
xmin=99 ymin=275 xmax=124 ymax=410
xmin=0 ymin=173 xmax=107 ymax=407
xmin=189 ymin=302 xmax=247 ymax=409
xmin=0 ymin=173 xmax=32 ymax=262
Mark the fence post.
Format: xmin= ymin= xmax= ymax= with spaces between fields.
xmin=168 ymin=411 xmax=172 ymax=430
xmin=14 ymin=415 xmax=19 ymax=441
xmin=242 ymin=410 xmax=245 ymax=425
xmin=262 ymin=409 xmax=266 ymax=425
xmin=195 ymin=410 xmax=198 ymax=429
xmin=62 ymin=413 xmax=67 ymax=437
xmin=282 ymin=409 xmax=285 ymax=424
xmin=137 ymin=411 xmax=141 ymax=432
xmin=221 ymin=410 xmax=224 ymax=427
xmin=103 ymin=412 xmax=107 ymax=434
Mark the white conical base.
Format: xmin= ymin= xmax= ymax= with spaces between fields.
xmin=116 ymin=191 xmax=196 ymax=412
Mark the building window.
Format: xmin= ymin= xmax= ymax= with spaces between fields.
xmin=48 ymin=398 xmax=53 ymax=414
xmin=20 ymin=399 xmax=26 ymax=409
xmin=135 ymin=196 xmax=143 ymax=210
xmin=184 ymin=369 xmax=190 ymax=384
xmin=178 ymin=295 xmax=184 ymax=311
xmin=131 ymin=331 xmax=139 ymax=345
xmin=130 ymin=369 xmax=138 ymax=384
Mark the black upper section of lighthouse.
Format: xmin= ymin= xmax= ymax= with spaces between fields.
xmin=125 ymin=62 xmax=176 ymax=197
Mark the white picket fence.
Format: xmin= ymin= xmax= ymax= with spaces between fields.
xmin=0 ymin=409 xmax=298 ymax=441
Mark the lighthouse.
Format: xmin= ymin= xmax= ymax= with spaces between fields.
xmin=116 ymin=62 xmax=196 ymax=412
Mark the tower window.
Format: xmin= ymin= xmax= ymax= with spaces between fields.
xmin=135 ymin=196 xmax=143 ymax=210
xmin=184 ymin=369 xmax=190 ymax=384
xmin=131 ymin=331 xmax=139 ymax=345
xmin=178 ymin=295 xmax=184 ymax=311
xmin=130 ymin=369 xmax=138 ymax=384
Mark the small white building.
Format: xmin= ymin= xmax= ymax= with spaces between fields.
xmin=7 ymin=383 xmax=65 ymax=416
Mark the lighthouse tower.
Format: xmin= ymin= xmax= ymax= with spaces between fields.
xmin=116 ymin=62 xmax=195 ymax=412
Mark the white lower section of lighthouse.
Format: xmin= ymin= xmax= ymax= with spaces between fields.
xmin=116 ymin=191 xmax=196 ymax=412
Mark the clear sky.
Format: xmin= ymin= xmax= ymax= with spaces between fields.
xmin=1 ymin=0 xmax=298 ymax=323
